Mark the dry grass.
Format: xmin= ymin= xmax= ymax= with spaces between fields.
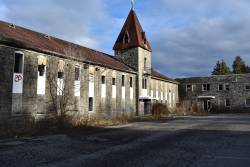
xmin=151 ymin=103 xmax=171 ymax=120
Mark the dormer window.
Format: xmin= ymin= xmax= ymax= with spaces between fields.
xmin=141 ymin=32 xmax=147 ymax=45
xmin=124 ymin=32 xmax=130 ymax=44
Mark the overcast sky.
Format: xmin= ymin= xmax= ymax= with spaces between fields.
xmin=0 ymin=0 xmax=250 ymax=78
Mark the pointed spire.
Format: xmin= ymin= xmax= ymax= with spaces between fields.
xmin=113 ymin=9 xmax=152 ymax=52
xmin=131 ymin=0 xmax=135 ymax=10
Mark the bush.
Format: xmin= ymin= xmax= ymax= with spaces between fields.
xmin=151 ymin=103 xmax=170 ymax=120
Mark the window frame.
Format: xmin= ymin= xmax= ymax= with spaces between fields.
xmin=186 ymin=84 xmax=193 ymax=91
xmin=224 ymin=84 xmax=230 ymax=91
xmin=225 ymin=99 xmax=231 ymax=107
xmin=112 ymin=78 xmax=116 ymax=86
xmin=245 ymin=84 xmax=250 ymax=91
xmin=122 ymin=75 xmax=125 ymax=87
xmin=218 ymin=84 xmax=223 ymax=91
xmin=202 ymin=84 xmax=210 ymax=91
xmin=88 ymin=97 xmax=94 ymax=112
xmin=245 ymin=99 xmax=250 ymax=107
xmin=14 ymin=51 xmax=24 ymax=74
xmin=130 ymin=77 xmax=133 ymax=88
xmin=74 ymin=65 xmax=80 ymax=81
xmin=101 ymin=76 xmax=106 ymax=85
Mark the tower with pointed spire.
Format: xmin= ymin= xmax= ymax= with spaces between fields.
xmin=113 ymin=8 xmax=152 ymax=115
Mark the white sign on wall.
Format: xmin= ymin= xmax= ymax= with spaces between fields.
xmin=101 ymin=84 xmax=106 ymax=98
xmin=74 ymin=81 xmax=81 ymax=97
xmin=130 ymin=88 xmax=133 ymax=100
xmin=112 ymin=85 xmax=116 ymax=98
xmin=142 ymin=89 xmax=147 ymax=97
xmin=122 ymin=87 xmax=125 ymax=99
xmin=12 ymin=73 xmax=23 ymax=94
xmin=89 ymin=82 xmax=94 ymax=97
xmin=37 ymin=71 xmax=46 ymax=95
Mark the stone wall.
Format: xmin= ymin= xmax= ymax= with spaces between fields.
xmin=177 ymin=75 xmax=250 ymax=112
xmin=0 ymin=45 xmax=137 ymax=124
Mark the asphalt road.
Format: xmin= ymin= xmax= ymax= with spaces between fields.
xmin=1 ymin=114 xmax=250 ymax=167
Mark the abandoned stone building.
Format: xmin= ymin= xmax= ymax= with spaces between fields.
xmin=177 ymin=74 xmax=250 ymax=112
xmin=0 ymin=9 xmax=179 ymax=123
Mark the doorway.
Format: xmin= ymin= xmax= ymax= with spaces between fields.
xmin=203 ymin=100 xmax=211 ymax=112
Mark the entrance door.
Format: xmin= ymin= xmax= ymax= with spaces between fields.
xmin=144 ymin=101 xmax=151 ymax=115
xmin=203 ymin=100 xmax=211 ymax=112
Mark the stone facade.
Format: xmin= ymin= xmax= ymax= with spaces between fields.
xmin=0 ymin=9 xmax=179 ymax=125
xmin=0 ymin=44 xmax=137 ymax=124
xmin=177 ymin=74 xmax=250 ymax=112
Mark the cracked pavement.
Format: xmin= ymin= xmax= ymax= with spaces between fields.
xmin=1 ymin=114 xmax=250 ymax=167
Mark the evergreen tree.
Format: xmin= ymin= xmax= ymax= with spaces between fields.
xmin=232 ymin=56 xmax=246 ymax=74
xmin=212 ymin=59 xmax=231 ymax=75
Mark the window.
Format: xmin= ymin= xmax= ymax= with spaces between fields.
xmin=246 ymin=99 xmax=250 ymax=107
xmin=112 ymin=78 xmax=116 ymax=85
xmin=124 ymin=32 xmax=129 ymax=44
xmin=101 ymin=76 xmax=106 ymax=84
xmin=122 ymin=75 xmax=125 ymax=87
xmin=202 ymin=84 xmax=210 ymax=91
xmin=142 ymin=79 xmax=147 ymax=89
xmin=218 ymin=84 xmax=223 ymax=91
xmin=130 ymin=77 xmax=133 ymax=88
xmin=89 ymin=97 xmax=93 ymax=112
xmin=75 ymin=66 xmax=80 ymax=81
xmin=245 ymin=84 xmax=250 ymax=90
xmin=186 ymin=85 xmax=192 ymax=91
xmin=38 ymin=56 xmax=46 ymax=77
xmin=58 ymin=60 xmax=65 ymax=79
xmin=14 ymin=52 xmax=23 ymax=73
xmin=225 ymin=99 xmax=231 ymax=107
xmin=225 ymin=84 xmax=230 ymax=91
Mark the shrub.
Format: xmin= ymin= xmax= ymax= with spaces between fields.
xmin=151 ymin=103 xmax=170 ymax=119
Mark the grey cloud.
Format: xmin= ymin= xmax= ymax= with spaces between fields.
xmin=152 ymin=17 xmax=250 ymax=78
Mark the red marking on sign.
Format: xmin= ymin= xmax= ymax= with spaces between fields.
xmin=15 ymin=75 xmax=22 ymax=82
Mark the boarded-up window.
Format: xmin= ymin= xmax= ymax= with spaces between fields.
xmin=14 ymin=52 xmax=23 ymax=73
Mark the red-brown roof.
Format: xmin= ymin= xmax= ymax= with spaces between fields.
xmin=0 ymin=20 xmax=135 ymax=73
xmin=113 ymin=9 xmax=152 ymax=52
xmin=151 ymin=68 xmax=179 ymax=84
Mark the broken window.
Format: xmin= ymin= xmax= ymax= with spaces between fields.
xmin=246 ymin=99 xmax=250 ymax=107
xmin=112 ymin=78 xmax=116 ymax=85
xmin=14 ymin=52 xmax=23 ymax=73
xmin=245 ymin=84 xmax=250 ymax=90
xmin=89 ymin=97 xmax=93 ymax=112
xmin=101 ymin=76 xmax=106 ymax=84
xmin=225 ymin=99 xmax=231 ymax=107
xmin=75 ymin=66 xmax=80 ymax=81
xmin=58 ymin=60 xmax=65 ymax=79
xmin=218 ymin=84 xmax=223 ymax=91
xmin=122 ymin=75 xmax=125 ymax=87
xmin=130 ymin=77 xmax=133 ymax=88
xmin=186 ymin=85 xmax=192 ymax=91
xmin=225 ymin=84 xmax=230 ymax=91
xmin=202 ymin=84 xmax=210 ymax=91
xmin=38 ymin=56 xmax=46 ymax=76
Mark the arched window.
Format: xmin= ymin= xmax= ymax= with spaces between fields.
xmin=124 ymin=32 xmax=130 ymax=44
